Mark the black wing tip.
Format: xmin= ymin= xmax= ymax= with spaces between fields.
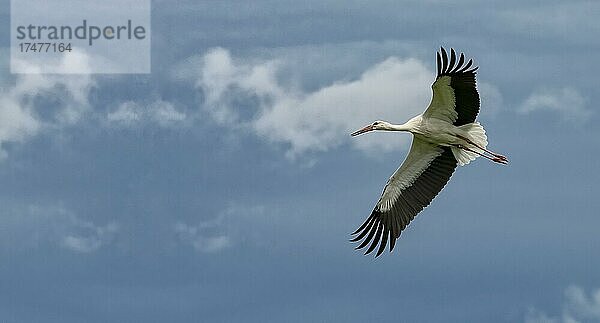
xmin=350 ymin=211 xmax=398 ymax=258
xmin=436 ymin=46 xmax=478 ymax=78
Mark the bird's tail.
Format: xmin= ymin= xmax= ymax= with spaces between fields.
xmin=451 ymin=122 xmax=488 ymax=166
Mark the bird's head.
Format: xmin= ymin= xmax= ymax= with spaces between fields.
xmin=351 ymin=120 xmax=390 ymax=136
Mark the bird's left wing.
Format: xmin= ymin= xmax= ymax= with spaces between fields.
xmin=423 ymin=47 xmax=480 ymax=126
xmin=351 ymin=137 xmax=457 ymax=257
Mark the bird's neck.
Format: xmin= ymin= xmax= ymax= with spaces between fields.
xmin=385 ymin=122 xmax=414 ymax=132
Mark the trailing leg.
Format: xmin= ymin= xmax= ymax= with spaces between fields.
xmin=454 ymin=144 xmax=507 ymax=165
xmin=457 ymin=134 xmax=508 ymax=162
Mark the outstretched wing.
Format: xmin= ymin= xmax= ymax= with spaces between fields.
xmin=424 ymin=47 xmax=480 ymax=126
xmin=351 ymin=138 xmax=457 ymax=257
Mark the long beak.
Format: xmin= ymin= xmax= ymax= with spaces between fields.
xmin=351 ymin=124 xmax=374 ymax=137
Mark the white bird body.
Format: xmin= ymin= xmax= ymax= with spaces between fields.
xmin=363 ymin=116 xmax=489 ymax=166
xmin=414 ymin=117 xmax=466 ymax=145
xmin=350 ymin=47 xmax=507 ymax=257
xmin=386 ymin=115 xmax=465 ymax=145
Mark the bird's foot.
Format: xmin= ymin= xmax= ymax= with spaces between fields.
xmin=492 ymin=156 xmax=508 ymax=164
xmin=493 ymin=153 xmax=508 ymax=162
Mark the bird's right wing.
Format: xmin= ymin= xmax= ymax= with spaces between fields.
xmin=351 ymin=137 xmax=457 ymax=257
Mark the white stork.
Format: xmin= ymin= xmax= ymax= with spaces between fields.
xmin=350 ymin=47 xmax=508 ymax=257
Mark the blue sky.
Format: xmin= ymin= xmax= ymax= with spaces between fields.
xmin=1 ymin=1 xmax=600 ymax=322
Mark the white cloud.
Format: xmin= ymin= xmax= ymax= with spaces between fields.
xmin=61 ymin=222 xmax=119 ymax=253
xmin=0 ymin=95 xmax=40 ymax=159
xmin=174 ymin=220 xmax=232 ymax=253
xmin=189 ymin=47 xmax=435 ymax=158
xmin=564 ymin=285 xmax=600 ymax=321
xmin=173 ymin=204 xmax=286 ymax=253
xmin=107 ymin=100 xmax=186 ymax=127
xmin=107 ymin=102 xmax=141 ymax=123
xmin=525 ymin=285 xmax=600 ymax=323
xmin=0 ymin=52 xmax=95 ymax=159
xmin=519 ymin=87 xmax=591 ymax=122
xmin=152 ymin=102 xmax=186 ymax=125
xmin=0 ymin=203 xmax=118 ymax=253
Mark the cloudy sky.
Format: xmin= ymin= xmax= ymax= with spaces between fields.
xmin=1 ymin=1 xmax=600 ymax=322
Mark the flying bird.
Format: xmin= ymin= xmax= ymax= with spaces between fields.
xmin=350 ymin=47 xmax=508 ymax=257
